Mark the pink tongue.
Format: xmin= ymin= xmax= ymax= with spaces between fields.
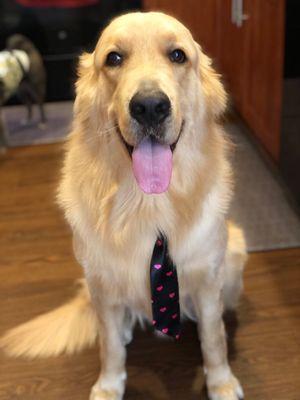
xmin=132 ymin=137 xmax=172 ymax=194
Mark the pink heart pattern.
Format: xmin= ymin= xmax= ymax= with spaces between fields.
xmin=150 ymin=234 xmax=181 ymax=339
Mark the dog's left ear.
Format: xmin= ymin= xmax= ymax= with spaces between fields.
xmin=196 ymin=44 xmax=227 ymax=119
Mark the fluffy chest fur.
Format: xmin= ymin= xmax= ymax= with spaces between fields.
xmin=58 ymin=125 xmax=232 ymax=317
xmin=71 ymin=190 xmax=227 ymax=318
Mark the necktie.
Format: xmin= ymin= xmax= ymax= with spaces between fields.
xmin=150 ymin=234 xmax=181 ymax=339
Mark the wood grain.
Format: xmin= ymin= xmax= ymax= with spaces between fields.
xmin=242 ymin=0 xmax=286 ymax=161
xmin=144 ymin=0 xmax=285 ymax=161
xmin=0 ymin=143 xmax=300 ymax=399
xmin=143 ymin=0 xmax=220 ymax=56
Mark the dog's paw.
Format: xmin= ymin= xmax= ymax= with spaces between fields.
xmin=207 ymin=374 xmax=243 ymax=400
xmin=89 ymin=385 xmax=122 ymax=400
xmin=89 ymin=375 xmax=125 ymax=400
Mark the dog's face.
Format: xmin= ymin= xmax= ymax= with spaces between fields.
xmin=94 ymin=12 xmax=199 ymax=148
xmin=78 ymin=13 xmax=226 ymax=194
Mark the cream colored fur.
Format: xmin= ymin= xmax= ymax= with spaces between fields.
xmin=0 ymin=224 xmax=246 ymax=360
xmin=0 ymin=280 xmax=98 ymax=358
xmin=0 ymin=12 xmax=247 ymax=400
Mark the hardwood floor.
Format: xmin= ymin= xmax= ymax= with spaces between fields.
xmin=0 ymin=144 xmax=299 ymax=400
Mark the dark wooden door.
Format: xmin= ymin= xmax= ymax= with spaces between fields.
xmin=216 ymin=0 xmax=250 ymax=112
xmin=217 ymin=0 xmax=285 ymax=161
xmin=144 ymin=0 xmax=286 ymax=161
xmin=144 ymin=0 xmax=219 ymax=56
xmin=242 ymin=0 xmax=285 ymax=161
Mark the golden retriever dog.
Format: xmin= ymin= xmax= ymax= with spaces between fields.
xmin=0 ymin=12 xmax=247 ymax=400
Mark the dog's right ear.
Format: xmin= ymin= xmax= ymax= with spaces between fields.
xmin=73 ymin=51 xmax=99 ymax=126
xmin=74 ymin=52 xmax=97 ymax=109
xmin=78 ymin=52 xmax=94 ymax=72
xmin=74 ymin=51 xmax=108 ymax=130
xmin=76 ymin=52 xmax=95 ymax=91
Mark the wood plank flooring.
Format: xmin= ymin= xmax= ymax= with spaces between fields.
xmin=0 ymin=144 xmax=299 ymax=400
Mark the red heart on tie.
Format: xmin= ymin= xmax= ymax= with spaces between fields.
xmin=169 ymin=292 xmax=175 ymax=298
xmin=157 ymin=285 xmax=163 ymax=291
xmin=162 ymin=328 xmax=169 ymax=334
xmin=157 ymin=239 xmax=162 ymax=246
xmin=152 ymin=320 xmax=156 ymax=325
xmin=166 ymin=271 xmax=173 ymax=276
xmin=154 ymin=264 xmax=162 ymax=270
xmin=160 ymin=307 xmax=167 ymax=312
xmin=172 ymin=313 xmax=178 ymax=319
xmin=175 ymin=334 xmax=180 ymax=340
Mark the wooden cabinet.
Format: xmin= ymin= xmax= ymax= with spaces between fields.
xmin=144 ymin=0 xmax=286 ymax=161
xmin=242 ymin=0 xmax=285 ymax=161
xmin=216 ymin=1 xmax=250 ymax=112
xmin=143 ymin=0 xmax=219 ymax=55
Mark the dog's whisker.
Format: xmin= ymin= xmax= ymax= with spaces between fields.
xmin=93 ymin=125 xmax=118 ymax=142
xmin=96 ymin=125 xmax=118 ymax=136
xmin=70 ymin=125 xmax=118 ymax=147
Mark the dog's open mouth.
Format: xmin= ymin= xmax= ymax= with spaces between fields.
xmin=117 ymin=123 xmax=184 ymax=195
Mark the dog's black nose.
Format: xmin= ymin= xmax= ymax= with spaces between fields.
xmin=129 ymin=91 xmax=171 ymax=126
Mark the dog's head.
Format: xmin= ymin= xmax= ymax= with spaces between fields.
xmin=6 ymin=34 xmax=37 ymax=54
xmin=76 ymin=12 xmax=226 ymax=194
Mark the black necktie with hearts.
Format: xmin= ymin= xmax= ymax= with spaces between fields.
xmin=150 ymin=234 xmax=181 ymax=339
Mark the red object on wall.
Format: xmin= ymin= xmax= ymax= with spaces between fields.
xmin=16 ymin=0 xmax=99 ymax=8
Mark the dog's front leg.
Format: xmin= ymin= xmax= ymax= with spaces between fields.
xmin=192 ymin=273 xmax=243 ymax=400
xmin=87 ymin=280 xmax=128 ymax=400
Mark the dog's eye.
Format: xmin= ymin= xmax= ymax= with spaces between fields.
xmin=169 ymin=49 xmax=187 ymax=64
xmin=105 ymin=52 xmax=123 ymax=67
